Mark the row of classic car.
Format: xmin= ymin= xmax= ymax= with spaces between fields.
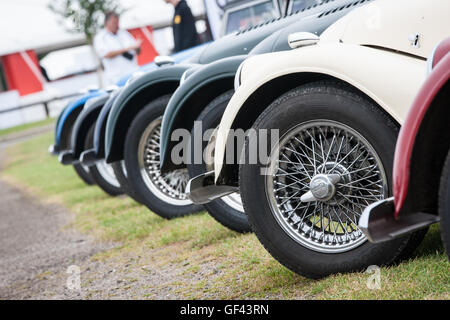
xmin=51 ymin=0 xmax=450 ymax=279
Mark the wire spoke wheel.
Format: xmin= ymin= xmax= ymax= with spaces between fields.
xmin=138 ymin=117 xmax=192 ymax=206
xmin=266 ymin=120 xmax=388 ymax=253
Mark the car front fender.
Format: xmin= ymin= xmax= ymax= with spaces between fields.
xmin=160 ymin=55 xmax=246 ymax=171
xmin=69 ymin=94 xmax=109 ymax=161
xmin=394 ymin=51 xmax=450 ymax=217
xmin=54 ymin=91 xmax=104 ymax=151
xmin=104 ymin=64 xmax=198 ymax=163
xmin=214 ymin=43 xmax=427 ymax=182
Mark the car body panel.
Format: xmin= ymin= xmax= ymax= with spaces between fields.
xmin=320 ymin=0 xmax=450 ymax=60
xmin=393 ymin=44 xmax=450 ymax=216
xmin=359 ymin=42 xmax=450 ymax=244
xmin=104 ymin=64 xmax=197 ymax=163
xmin=160 ymin=55 xmax=245 ymax=169
xmin=54 ymin=91 xmax=104 ymax=151
xmin=92 ymin=90 xmax=121 ymax=159
xmin=69 ymin=94 xmax=110 ymax=161
xmin=214 ymin=43 xmax=427 ymax=179
xmin=188 ymin=0 xmax=338 ymax=65
xmin=159 ymin=0 xmax=369 ymax=170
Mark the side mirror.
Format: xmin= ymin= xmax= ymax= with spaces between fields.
xmin=154 ymin=55 xmax=175 ymax=67
xmin=288 ymin=32 xmax=320 ymax=49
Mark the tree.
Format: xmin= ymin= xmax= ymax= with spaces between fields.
xmin=49 ymin=0 xmax=121 ymax=44
xmin=49 ymin=0 xmax=122 ymax=87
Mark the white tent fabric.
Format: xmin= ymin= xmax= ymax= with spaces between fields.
xmin=0 ymin=0 xmax=205 ymax=56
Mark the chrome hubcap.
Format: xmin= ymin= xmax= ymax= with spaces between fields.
xmin=138 ymin=117 xmax=192 ymax=206
xmin=266 ymin=120 xmax=387 ymax=253
xmin=301 ymin=173 xmax=340 ymax=202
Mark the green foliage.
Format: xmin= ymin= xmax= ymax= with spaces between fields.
xmin=49 ymin=0 xmax=121 ymax=43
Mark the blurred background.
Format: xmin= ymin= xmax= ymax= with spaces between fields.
xmin=0 ymin=0 xmax=297 ymax=130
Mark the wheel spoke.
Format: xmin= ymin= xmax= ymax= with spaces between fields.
xmin=266 ymin=120 xmax=387 ymax=253
xmin=140 ymin=119 xmax=190 ymax=203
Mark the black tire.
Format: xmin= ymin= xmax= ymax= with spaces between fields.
xmin=85 ymin=124 xmax=123 ymax=196
xmin=439 ymin=149 xmax=450 ymax=260
xmin=239 ymin=81 xmax=426 ymax=278
xmin=393 ymin=227 xmax=428 ymax=263
xmin=73 ymin=163 xmax=95 ymax=185
xmin=123 ymin=95 xmax=202 ymax=219
xmin=187 ymin=90 xmax=251 ymax=233
xmin=111 ymin=161 xmax=145 ymax=204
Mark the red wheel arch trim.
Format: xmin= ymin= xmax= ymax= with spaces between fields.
xmin=394 ymin=42 xmax=450 ymax=217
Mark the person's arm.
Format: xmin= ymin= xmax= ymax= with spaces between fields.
xmin=122 ymin=31 xmax=143 ymax=56
xmin=103 ymin=47 xmax=135 ymax=59
xmin=104 ymin=39 xmax=142 ymax=59
xmin=94 ymin=32 xmax=142 ymax=59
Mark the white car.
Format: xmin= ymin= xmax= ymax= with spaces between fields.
xmin=187 ymin=0 xmax=450 ymax=278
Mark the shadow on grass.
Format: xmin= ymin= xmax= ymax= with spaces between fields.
xmin=413 ymin=224 xmax=444 ymax=257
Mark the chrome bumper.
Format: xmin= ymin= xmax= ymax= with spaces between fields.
xmin=186 ymin=171 xmax=238 ymax=204
xmin=359 ymin=197 xmax=440 ymax=243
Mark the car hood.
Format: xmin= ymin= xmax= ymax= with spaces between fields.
xmin=320 ymin=0 xmax=450 ymax=59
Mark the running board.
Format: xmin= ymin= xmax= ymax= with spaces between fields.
xmin=80 ymin=149 xmax=100 ymax=167
xmin=359 ymin=197 xmax=440 ymax=243
xmin=58 ymin=150 xmax=79 ymax=165
xmin=186 ymin=171 xmax=238 ymax=204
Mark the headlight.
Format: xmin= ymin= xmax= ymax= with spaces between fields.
xmin=125 ymin=71 xmax=145 ymax=87
xmin=234 ymin=61 xmax=245 ymax=90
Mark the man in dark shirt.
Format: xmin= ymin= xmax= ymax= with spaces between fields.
xmin=164 ymin=0 xmax=199 ymax=52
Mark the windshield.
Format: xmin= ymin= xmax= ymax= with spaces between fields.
xmin=225 ymin=0 xmax=279 ymax=35
xmin=291 ymin=0 xmax=325 ymax=12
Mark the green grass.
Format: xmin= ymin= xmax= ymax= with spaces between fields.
xmin=3 ymin=132 xmax=449 ymax=299
xmin=0 ymin=118 xmax=55 ymax=139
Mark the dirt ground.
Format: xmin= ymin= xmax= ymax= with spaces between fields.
xmin=0 ymin=134 xmax=229 ymax=300
xmin=0 ymin=179 xmax=116 ymax=299
xmin=0 ymin=178 xmax=234 ymax=299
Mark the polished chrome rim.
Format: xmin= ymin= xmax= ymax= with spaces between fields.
xmin=138 ymin=117 xmax=192 ymax=206
xmin=96 ymin=160 xmax=121 ymax=188
xmin=266 ymin=120 xmax=387 ymax=253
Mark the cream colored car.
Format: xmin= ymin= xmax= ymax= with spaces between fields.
xmin=187 ymin=0 xmax=450 ymax=278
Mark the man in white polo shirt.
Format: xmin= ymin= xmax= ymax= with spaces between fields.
xmin=94 ymin=11 xmax=142 ymax=85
